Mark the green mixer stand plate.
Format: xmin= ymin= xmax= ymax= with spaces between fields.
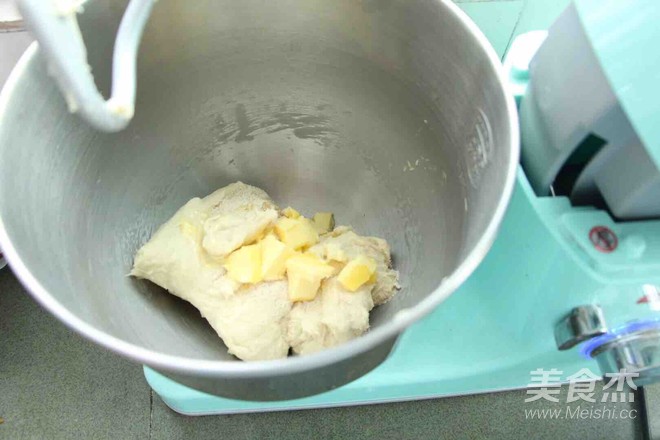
xmin=144 ymin=169 xmax=603 ymax=415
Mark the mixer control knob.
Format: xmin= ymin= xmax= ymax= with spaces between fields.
xmin=555 ymin=305 xmax=608 ymax=350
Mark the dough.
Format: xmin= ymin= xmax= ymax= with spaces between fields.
xmin=287 ymin=278 xmax=374 ymax=355
xmin=288 ymin=228 xmax=399 ymax=355
xmin=131 ymin=182 xmax=399 ymax=361
xmin=308 ymin=227 xmax=399 ymax=307
xmin=201 ymin=182 xmax=278 ymax=259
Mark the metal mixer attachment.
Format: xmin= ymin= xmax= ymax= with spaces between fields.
xmin=18 ymin=0 xmax=156 ymax=132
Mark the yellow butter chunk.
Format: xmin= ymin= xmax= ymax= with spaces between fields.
xmin=282 ymin=206 xmax=301 ymax=219
xmin=259 ymin=227 xmax=278 ymax=241
xmin=224 ymin=243 xmax=263 ymax=284
xmin=338 ymin=256 xmax=377 ymax=292
xmin=286 ymin=253 xmax=336 ymax=278
xmin=286 ymin=253 xmax=335 ymax=301
xmin=274 ymin=217 xmax=319 ymax=250
xmin=287 ymin=273 xmax=322 ymax=302
xmin=312 ymin=212 xmax=335 ymax=234
xmin=260 ymin=234 xmax=292 ymax=281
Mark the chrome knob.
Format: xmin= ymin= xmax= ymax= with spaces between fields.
xmin=555 ymin=305 xmax=608 ymax=350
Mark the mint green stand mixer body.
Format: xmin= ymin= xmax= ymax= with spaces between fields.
xmin=139 ymin=0 xmax=660 ymax=414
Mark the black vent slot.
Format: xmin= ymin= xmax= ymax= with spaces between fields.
xmin=552 ymin=133 xmax=607 ymax=197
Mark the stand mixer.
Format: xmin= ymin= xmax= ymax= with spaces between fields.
xmin=14 ymin=0 xmax=660 ymax=415
xmin=143 ymin=0 xmax=660 ymax=414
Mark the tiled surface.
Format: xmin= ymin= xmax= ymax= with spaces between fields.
xmin=645 ymin=383 xmax=660 ymax=440
xmin=0 ymin=1 xmax=655 ymax=439
xmin=510 ymin=0 xmax=572 ymax=38
xmin=457 ymin=0 xmax=524 ymax=57
xmin=0 ymin=267 xmax=645 ymax=439
xmin=0 ymin=271 xmax=151 ymax=440
xmin=0 ymin=0 xmax=21 ymax=24
xmin=0 ymin=31 xmax=29 ymax=83
xmin=454 ymin=0 xmax=520 ymax=3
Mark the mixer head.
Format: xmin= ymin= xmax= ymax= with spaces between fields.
xmin=509 ymin=0 xmax=660 ymax=385
xmin=518 ymin=0 xmax=660 ymax=221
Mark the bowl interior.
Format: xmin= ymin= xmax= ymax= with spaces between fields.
xmin=0 ymin=0 xmax=514 ymax=362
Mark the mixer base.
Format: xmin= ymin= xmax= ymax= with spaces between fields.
xmin=144 ymin=174 xmax=599 ymax=415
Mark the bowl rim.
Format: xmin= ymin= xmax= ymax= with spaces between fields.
xmin=0 ymin=0 xmax=520 ymax=378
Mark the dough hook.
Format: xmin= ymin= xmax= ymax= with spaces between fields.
xmin=18 ymin=0 xmax=156 ymax=132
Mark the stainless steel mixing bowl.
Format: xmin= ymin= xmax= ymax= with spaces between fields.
xmin=0 ymin=0 xmax=518 ymax=400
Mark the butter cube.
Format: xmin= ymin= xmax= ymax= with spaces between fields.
xmin=224 ymin=243 xmax=262 ymax=284
xmin=286 ymin=253 xmax=335 ymax=279
xmin=286 ymin=253 xmax=335 ymax=301
xmin=287 ymin=272 xmax=322 ymax=302
xmin=282 ymin=206 xmax=301 ymax=219
xmin=338 ymin=256 xmax=377 ymax=292
xmin=313 ymin=212 xmax=335 ymax=234
xmin=261 ymin=234 xmax=292 ymax=281
xmin=275 ymin=217 xmax=319 ymax=250
xmin=259 ymin=227 xmax=283 ymax=243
